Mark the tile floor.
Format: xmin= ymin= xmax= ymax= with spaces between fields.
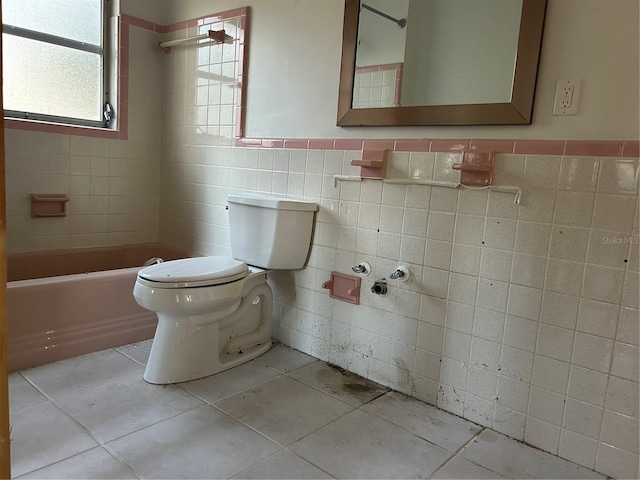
xmin=9 ymin=342 xmax=606 ymax=479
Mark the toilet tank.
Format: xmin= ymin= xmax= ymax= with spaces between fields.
xmin=227 ymin=193 xmax=318 ymax=269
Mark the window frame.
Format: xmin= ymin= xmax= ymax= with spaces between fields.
xmin=2 ymin=0 xmax=112 ymax=129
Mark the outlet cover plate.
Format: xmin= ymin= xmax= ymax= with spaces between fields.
xmin=553 ymin=79 xmax=581 ymax=115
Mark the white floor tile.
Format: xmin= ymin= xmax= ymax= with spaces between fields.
xmin=21 ymin=349 xmax=144 ymax=399
xmin=288 ymin=361 xmax=390 ymax=406
xmin=460 ymin=429 xmax=606 ymax=479
xmin=11 ymin=343 xmax=612 ymax=480
xmin=215 ymin=376 xmax=354 ymax=446
xmin=8 ymin=373 xmax=47 ymax=411
xmin=362 ymin=391 xmax=482 ymax=452
xmin=180 ymin=360 xmax=281 ymax=403
xmin=107 ymin=405 xmax=280 ymax=479
xmin=18 ymin=447 xmax=138 ymax=479
xmin=432 ymin=456 xmax=504 ymax=479
xmin=115 ymin=339 xmax=153 ymax=366
xmin=233 ymin=450 xmax=333 ymax=479
xmin=56 ymin=374 xmax=203 ymax=442
xmin=10 ymin=401 xmax=98 ymax=477
xmin=290 ymin=409 xmax=450 ymax=479
xmin=251 ymin=343 xmax=318 ymax=372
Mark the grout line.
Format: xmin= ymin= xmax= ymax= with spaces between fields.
xmin=428 ymin=426 xmax=487 ymax=478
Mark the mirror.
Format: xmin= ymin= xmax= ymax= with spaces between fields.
xmin=337 ymin=0 xmax=547 ymax=126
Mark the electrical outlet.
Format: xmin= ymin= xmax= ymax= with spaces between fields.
xmin=553 ymin=79 xmax=581 ymax=115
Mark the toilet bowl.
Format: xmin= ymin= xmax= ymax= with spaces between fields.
xmin=134 ymin=257 xmax=273 ymax=384
xmin=133 ymin=193 xmax=317 ymax=384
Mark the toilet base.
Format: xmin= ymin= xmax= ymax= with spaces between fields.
xmin=143 ymin=340 xmax=272 ymax=385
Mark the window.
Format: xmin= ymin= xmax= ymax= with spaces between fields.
xmin=2 ymin=0 xmax=111 ymax=127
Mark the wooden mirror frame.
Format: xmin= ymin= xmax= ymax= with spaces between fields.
xmin=337 ymin=0 xmax=547 ymax=126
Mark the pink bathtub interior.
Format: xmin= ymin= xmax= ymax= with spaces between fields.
xmin=7 ymin=243 xmax=194 ymax=372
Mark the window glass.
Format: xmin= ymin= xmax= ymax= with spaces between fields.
xmin=2 ymin=0 xmax=105 ymax=125
xmin=3 ymin=0 xmax=101 ymax=45
xmin=3 ymin=35 xmax=102 ymax=121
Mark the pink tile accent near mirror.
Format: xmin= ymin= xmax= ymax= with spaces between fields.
xmin=565 ymin=141 xmax=624 ymax=157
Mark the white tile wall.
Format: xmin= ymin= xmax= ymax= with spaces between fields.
xmin=158 ymin=135 xmax=640 ymax=480
xmin=5 ymin=27 xmax=164 ymax=253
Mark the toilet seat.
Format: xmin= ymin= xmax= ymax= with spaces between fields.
xmin=137 ymin=257 xmax=248 ymax=289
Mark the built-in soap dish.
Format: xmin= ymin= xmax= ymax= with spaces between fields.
xmin=452 ymin=151 xmax=495 ymax=186
xmin=322 ymin=271 xmax=361 ymax=305
xmin=31 ymin=194 xmax=70 ymax=218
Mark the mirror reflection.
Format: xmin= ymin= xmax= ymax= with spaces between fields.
xmin=353 ymin=0 xmax=523 ymax=109
xmin=337 ymin=0 xmax=546 ymax=126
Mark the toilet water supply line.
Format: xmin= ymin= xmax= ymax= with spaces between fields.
xmin=333 ymin=176 xmax=522 ymax=204
xmin=219 ymin=283 xmax=273 ymax=355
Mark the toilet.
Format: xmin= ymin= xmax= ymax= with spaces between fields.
xmin=133 ymin=193 xmax=318 ymax=384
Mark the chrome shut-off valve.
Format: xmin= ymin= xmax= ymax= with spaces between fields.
xmin=351 ymin=261 xmax=371 ymax=277
xmin=389 ymin=266 xmax=410 ymax=282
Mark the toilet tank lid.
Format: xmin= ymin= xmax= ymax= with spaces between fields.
xmin=228 ymin=193 xmax=318 ymax=212
xmin=138 ymin=257 xmax=248 ymax=283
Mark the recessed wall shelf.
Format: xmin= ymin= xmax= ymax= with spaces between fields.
xmin=31 ymin=194 xmax=70 ymax=218
xmin=322 ymin=271 xmax=362 ymax=305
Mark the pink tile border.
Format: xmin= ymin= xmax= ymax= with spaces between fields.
xmin=514 ymin=140 xmax=565 ymax=155
xmin=622 ymin=141 xmax=640 ymax=157
xmin=393 ymin=64 xmax=403 ymax=107
xmin=394 ymin=139 xmax=430 ymax=151
xmin=309 ymin=139 xmax=335 ymax=150
xmin=564 ymin=140 xmax=623 ymax=157
xmin=429 ymin=139 xmax=470 ymax=152
xmin=470 ymin=139 xmax=515 ymax=154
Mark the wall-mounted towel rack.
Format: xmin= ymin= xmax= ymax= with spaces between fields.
xmin=333 ymin=175 xmax=522 ymax=204
xmin=158 ymin=30 xmax=233 ymax=52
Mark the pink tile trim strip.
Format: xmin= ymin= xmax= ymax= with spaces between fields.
xmin=514 ymin=140 xmax=565 ymax=155
xmin=261 ymin=139 xmax=284 ymax=148
xmin=394 ymin=139 xmax=430 ymax=151
xmin=334 ymin=139 xmax=364 ymax=150
xmin=233 ymin=137 xmax=639 ymax=157
xmin=470 ymin=139 xmax=515 ymax=154
xmin=429 ymin=139 xmax=470 ymax=151
xmin=564 ymin=140 xmax=623 ymax=157
xmin=235 ymin=12 xmax=250 ymax=140
xmin=283 ymin=139 xmax=309 ymax=149
xmin=393 ymin=64 xmax=403 ymax=107
xmin=363 ymin=139 xmax=395 ymax=150
xmin=309 ymin=139 xmax=336 ymax=149
xmin=622 ymin=141 xmax=640 ymax=157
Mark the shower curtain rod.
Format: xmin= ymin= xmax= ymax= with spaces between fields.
xmin=361 ymin=3 xmax=407 ymax=28
xmin=158 ymin=29 xmax=233 ymax=51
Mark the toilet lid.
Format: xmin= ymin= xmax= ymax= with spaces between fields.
xmin=138 ymin=257 xmax=248 ymax=287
